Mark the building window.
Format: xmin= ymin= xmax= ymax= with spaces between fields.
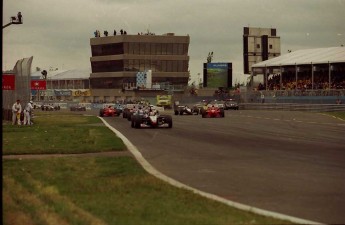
xmin=128 ymin=43 xmax=133 ymax=54
xmin=139 ymin=59 xmax=145 ymax=71
xmin=167 ymin=61 xmax=173 ymax=72
xmin=162 ymin=43 xmax=167 ymax=55
xmin=178 ymin=44 xmax=183 ymax=55
xmin=140 ymin=43 xmax=145 ymax=55
xmin=161 ymin=60 xmax=167 ymax=71
xmin=145 ymin=43 xmax=151 ymax=54
xmin=167 ymin=43 xmax=173 ymax=55
xmin=133 ymin=43 xmax=140 ymax=54
xmin=151 ymin=43 xmax=156 ymax=55
xmin=256 ymin=44 xmax=260 ymax=49
xmin=269 ymin=44 xmax=273 ymax=49
xmin=156 ymin=43 xmax=162 ymax=55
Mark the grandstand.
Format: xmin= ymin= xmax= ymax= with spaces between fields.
xmin=245 ymin=47 xmax=345 ymax=104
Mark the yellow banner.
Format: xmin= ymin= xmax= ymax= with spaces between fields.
xmin=72 ymin=89 xmax=91 ymax=97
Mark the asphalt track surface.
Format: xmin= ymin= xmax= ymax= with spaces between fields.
xmin=91 ymin=109 xmax=345 ymax=224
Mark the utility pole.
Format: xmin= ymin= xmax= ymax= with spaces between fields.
xmin=3 ymin=12 xmax=23 ymax=29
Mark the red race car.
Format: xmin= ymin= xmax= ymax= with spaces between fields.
xmin=201 ymin=104 xmax=225 ymax=118
xmin=99 ymin=106 xmax=120 ymax=117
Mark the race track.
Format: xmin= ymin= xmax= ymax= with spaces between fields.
xmin=95 ymin=109 xmax=345 ymax=224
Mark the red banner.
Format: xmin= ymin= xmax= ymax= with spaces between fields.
xmin=31 ymin=80 xmax=47 ymax=90
xmin=2 ymin=74 xmax=15 ymax=90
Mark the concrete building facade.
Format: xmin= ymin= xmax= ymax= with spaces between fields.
xmin=89 ymin=33 xmax=190 ymax=102
xmin=243 ymin=27 xmax=281 ymax=74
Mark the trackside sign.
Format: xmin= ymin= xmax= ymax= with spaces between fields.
xmin=31 ymin=80 xmax=47 ymax=90
xmin=2 ymin=74 xmax=15 ymax=90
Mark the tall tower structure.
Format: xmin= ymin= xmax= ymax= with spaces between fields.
xmin=243 ymin=27 xmax=281 ymax=74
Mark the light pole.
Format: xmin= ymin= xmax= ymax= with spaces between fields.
xmin=3 ymin=12 xmax=23 ymax=29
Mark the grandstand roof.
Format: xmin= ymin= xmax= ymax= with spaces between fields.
xmin=31 ymin=69 xmax=91 ymax=80
xmin=252 ymin=46 xmax=345 ymax=68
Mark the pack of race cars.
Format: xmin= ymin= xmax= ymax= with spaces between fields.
xmin=98 ymin=99 xmax=238 ymax=128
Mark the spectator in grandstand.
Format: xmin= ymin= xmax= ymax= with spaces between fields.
xmin=12 ymin=99 xmax=22 ymax=125
xmin=104 ymin=30 xmax=108 ymax=36
xmin=336 ymin=99 xmax=342 ymax=104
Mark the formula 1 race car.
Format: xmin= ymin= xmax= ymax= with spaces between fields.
xmin=122 ymin=104 xmax=137 ymax=119
xmin=70 ymin=104 xmax=86 ymax=111
xmin=201 ymin=104 xmax=225 ymax=118
xmin=131 ymin=111 xmax=172 ymax=128
xmin=174 ymin=105 xmax=199 ymax=115
xmin=224 ymin=99 xmax=239 ymax=110
xmin=99 ymin=106 xmax=120 ymax=117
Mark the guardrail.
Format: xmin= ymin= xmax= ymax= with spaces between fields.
xmin=240 ymin=103 xmax=345 ymax=112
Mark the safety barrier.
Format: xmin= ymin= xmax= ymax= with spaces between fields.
xmin=240 ymin=103 xmax=345 ymax=112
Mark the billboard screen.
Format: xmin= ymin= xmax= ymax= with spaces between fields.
xmin=203 ymin=63 xmax=232 ymax=88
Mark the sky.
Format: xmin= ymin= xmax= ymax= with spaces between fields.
xmin=3 ymin=0 xmax=345 ymax=84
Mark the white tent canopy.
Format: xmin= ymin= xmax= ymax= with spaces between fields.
xmin=252 ymin=47 xmax=345 ymax=68
xmin=31 ymin=69 xmax=91 ymax=80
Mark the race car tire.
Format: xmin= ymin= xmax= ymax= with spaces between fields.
xmin=202 ymin=111 xmax=206 ymax=118
xmin=165 ymin=115 xmax=173 ymax=128
xmin=220 ymin=109 xmax=225 ymax=117
xmin=134 ymin=116 xmax=141 ymax=128
xmin=174 ymin=110 xmax=179 ymax=115
xmin=99 ymin=109 xmax=104 ymax=117
xmin=179 ymin=110 xmax=183 ymax=115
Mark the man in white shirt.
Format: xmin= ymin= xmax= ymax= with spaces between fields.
xmin=12 ymin=99 xmax=22 ymax=125
xmin=24 ymin=101 xmax=34 ymax=125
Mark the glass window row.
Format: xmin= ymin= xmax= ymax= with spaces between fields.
xmin=92 ymin=42 xmax=189 ymax=56
xmin=92 ymin=60 xmax=189 ymax=73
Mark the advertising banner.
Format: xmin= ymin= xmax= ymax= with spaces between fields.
xmin=72 ymin=89 xmax=91 ymax=97
xmin=2 ymin=74 xmax=15 ymax=90
xmin=54 ymin=90 xmax=72 ymax=96
xmin=31 ymin=80 xmax=47 ymax=90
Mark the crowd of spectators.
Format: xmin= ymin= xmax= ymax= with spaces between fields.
xmin=94 ymin=29 xmax=158 ymax=37
xmin=263 ymin=72 xmax=345 ymax=91
xmin=94 ymin=29 xmax=127 ymax=37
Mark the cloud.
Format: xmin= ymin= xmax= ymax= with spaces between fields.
xmin=3 ymin=0 xmax=345 ymax=83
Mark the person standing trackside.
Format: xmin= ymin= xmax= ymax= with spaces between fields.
xmin=261 ymin=92 xmax=265 ymax=103
xmin=24 ymin=101 xmax=34 ymax=125
xmin=12 ymin=99 xmax=22 ymax=125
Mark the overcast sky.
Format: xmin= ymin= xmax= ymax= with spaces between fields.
xmin=3 ymin=0 xmax=345 ymax=84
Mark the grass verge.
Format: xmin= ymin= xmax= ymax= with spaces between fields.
xmin=2 ymin=111 xmax=125 ymax=155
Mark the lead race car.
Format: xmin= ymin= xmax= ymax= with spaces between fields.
xmin=201 ymin=104 xmax=225 ymax=118
xmin=99 ymin=106 xmax=120 ymax=117
xmin=131 ymin=107 xmax=172 ymax=128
